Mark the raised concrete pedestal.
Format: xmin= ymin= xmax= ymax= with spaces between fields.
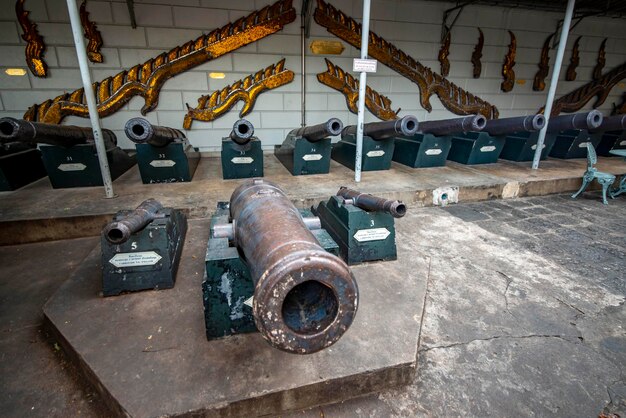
xmin=43 ymin=219 xmax=426 ymax=417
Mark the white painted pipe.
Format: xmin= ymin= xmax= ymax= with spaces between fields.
xmin=354 ymin=0 xmax=371 ymax=183
xmin=66 ymin=0 xmax=116 ymax=198
xmin=532 ymin=0 xmax=576 ymax=170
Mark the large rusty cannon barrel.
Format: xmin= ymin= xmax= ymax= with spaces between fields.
xmin=590 ymin=114 xmax=626 ymax=132
xmin=125 ymin=118 xmax=185 ymax=147
xmin=418 ymin=115 xmax=486 ymax=136
xmin=229 ymin=179 xmax=358 ymax=354
xmin=103 ymin=199 xmax=163 ymax=244
xmin=342 ymin=115 xmax=419 ymax=140
xmin=229 ymin=119 xmax=255 ymax=145
xmin=337 ymin=187 xmax=406 ymax=218
xmin=547 ymin=110 xmax=603 ymax=133
xmin=289 ymin=118 xmax=343 ymax=142
xmin=483 ymin=114 xmax=545 ymax=136
xmin=0 ymin=117 xmax=117 ymax=148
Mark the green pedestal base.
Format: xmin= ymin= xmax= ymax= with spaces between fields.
xmin=332 ymin=134 xmax=395 ymax=171
xmin=595 ymin=130 xmax=625 ymax=157
xmin=0 ymin=148 xmax=47 ymax=191
xmin=500 ymin=131 xmax=557 ymax=162
xmin=448 ymin=132 xmax=505 ymax=165
xmin=221 ymin=138 xmax=263 ymax=180
xmin=136 ymin=141 xmax=199 ymax=184
xmin=549 ymin=129 xmax=602 ymax=159
xmin=274 ymin=135 xmax=332 ymax=175
xmin=392 ymin=133 xmax=451 ymax=168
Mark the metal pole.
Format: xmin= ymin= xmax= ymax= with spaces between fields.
xmin=66 ymin=0 xmax=116 ymax=198
xmin=532 ymin=0 xmax=576 ymax=170
xmin=355 ymin=0 xmax=371 ymax=182
xmin=301 ymin=11 xmax=306 ymax=127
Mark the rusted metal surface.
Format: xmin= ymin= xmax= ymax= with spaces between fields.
xmin=289 ymin=117 xmax=343 ymax=142
xmin=501 ymin=30 xmax=516 ymax=93
xmin=565 ymin=36 xmax=581 ymax=82
xmin=471 ymin=28 xmax=484 ymax=79
xmin=483 ymin=115 xmax=545 ymax=136
xmin=547 ymin=110 xmax=603 ymax=133
xmin=438 ymin=30 xmax=451 ymax=77
xmin=0 ymin=117 xmax=117 ymax=148
xmin=336 ymin=187 xmax=406 ymax=218
xmin=102 ymin=199 xmax=163 ymax=244
xmin=15 ymin=0 xmax=47 ymax=77
xmin=342 ymin=115 xmax=418 ymax=140
xmin=533 ymin=33 xmax=554 ymax=92
xmin=229 ymin=119 xmax=255 ymax=145
xmin=79 ymin=0 xmax=104 ymax=63
xmin=418 ymin=115 xmax=486 ymax=136
xmin=592 ymin=38 xmax=607 ymax=81
xmin=124 ymin=117 xmax=185 ymax=147
xmin=229 ymin=179 xmax=358 ymax=354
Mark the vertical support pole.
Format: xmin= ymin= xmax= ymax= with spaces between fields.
xmin=66 ymin=0 xmax=115 ymax=198
xmin=355 ymin=0 xmax=371 ymax=183
xmin=301 ymin=10 xmax=306 ymax=127
xmin=532 ymin=0 xmax=576 ymax=170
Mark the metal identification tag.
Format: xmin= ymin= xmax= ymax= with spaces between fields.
xmin=353 ymin=58 xmax=378 ymax=73
xmin=353 ymin=228 xmax=390 ymax=242
xmin=425 ymin=148 xmax=442 ymax=155
xmin=150 ymin=160 xmax=176 ymax=167
xmin=58 ymin=163 xmax=87 ymax=171
xmin=366 ymin=150 xmax=385 ymax=157
xmin=480 ymin=145 xmax=496 ymax=152
xmin=109 ymin=251 xmax=162 ymax=268
xmin=231 ymin=157 xmax=254 ymax=164
xmin=302 ymin=154 xmax=323 ymax=161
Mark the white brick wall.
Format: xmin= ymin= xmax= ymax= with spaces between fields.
xmin=0 ymin=0 xmax=625 ymax=151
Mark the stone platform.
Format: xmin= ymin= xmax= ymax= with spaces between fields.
xmin=43 ymin=218 xmax=427 ymax=417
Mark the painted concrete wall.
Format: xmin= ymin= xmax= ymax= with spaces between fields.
xmin=0 ymin=0 xmax=624 ymax=150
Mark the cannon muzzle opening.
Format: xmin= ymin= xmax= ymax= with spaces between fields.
xmin=390 ymin=201 xmax=407 ymax=218
xmin=230 ymin=119 xmax=255 ymax=145
xmin=125 ymin=118 xmax=153 ymax=144
xmin=531 ymin=114 xmax=546 ymax=131
xmin=282 ymin=280 xmax=339 ymax=335
xmin=288 ymin=118 xmax=344 ymax=142
xmin=103 ymin=222 xmax=133 ymax=244
xmin=103 ymin=199 xmax=164 ymax=244
xmin=0 ymin=119 xmax=19 ymax=140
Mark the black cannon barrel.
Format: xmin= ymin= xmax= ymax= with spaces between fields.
xmin=337 ymin=187 xmax=407 ymax=218
xmin=0 ymin=117 xmax=117 ymax=148
xmin=289 ymin=118 xmax=343 ymax=142
xmin=229 ymin=119 xmax=255 ymax=145
xmin=483 ymin=114 xmax=546 ymax=136
xmin=229 ymin=179 xmax=358 ymax=354
xmin=418 ymin=115 xmax=486 ymax=136
xmin=124 ymin=118 xmax=185 ymax=147
xmin=590 ymin=114 xmax=626 ymax=133
xmin=342 ymin=115 xmax=419 ymax=140
xmin=103 ymin=199 xmax=163 ymax=244
xmin=547 ymin=110 xmax=603 ymax=133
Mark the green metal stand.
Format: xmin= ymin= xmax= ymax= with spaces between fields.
xmin=392 ymin=133 xmax=451 ymax=168
xmin=549 ymin=129 xmax=602 ymax=159
xmin=274 ymin=135 xmax=332 ymax=175
xmin=40 ymin=144 xmax=136 ymax=189
xmin=332 ymin=134 xmax=395 ymax=171
xmin=135 ymin=141 xmax=199 ymax=183
xmin=448 ymin=132 xmax=505 ymax=165
xmin=101 ymin=208 xmax=187 ymax=297
xmin=314 ymin=195 xmax=397 ymax=265
xmin=596 ymin=130 xmax=626 ymax=157
xmin=0 ymin=148 xmax=47 ymax=191
xmin=221 ymin=138 xmax=263 ymax=180
xmin=500 ymin=131 xmax=557 ymax=162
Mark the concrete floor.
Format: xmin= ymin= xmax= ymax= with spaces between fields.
xmin=0 ymin=193 xmax=625 ymax=417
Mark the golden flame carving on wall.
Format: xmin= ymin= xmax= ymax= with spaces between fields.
xmin=314 ymin=0 xmax=498 ymax=119
xmin=15 ymin=0 xmax=47 ymax=78
xmin=438 ymin=31 xmax=451 ymax=77
xmin=592 ymin=38 xmax=607 ymax=81
xmin=532 ymin=33 xmax=554 ymax=92
xmin=23 ymin=0 xmax=296 ymax=124
xmin=317 ymin=58 xmax=399 ymax=121
xmin=565 ymin=36 xmax=581 ymax=82
xmin=500 ymin=30 xmax=516 ymax=93
xmin=183 ymin=58 xmax=294 ymax=129
xmin=80 ymin=0 xmax=104 ymax=63
xmin=471 ymin=28 xmax=484 ymax=79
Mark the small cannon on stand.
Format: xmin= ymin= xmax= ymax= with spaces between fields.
xmin=588 ymin=114 xmax=626 ymax=157
xmin=221 ymin=119 xmax=263 ymax=179
xmin=546 ymin=111 xmax=604 ymax=159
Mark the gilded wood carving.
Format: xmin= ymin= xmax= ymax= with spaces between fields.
xmin=533 ymin=33 xmax=554 ymax=92
xmin=183 ymin=59 xmax=294 ymax=129
xmin=80 ymin=0 xmax=104 ymax=63
xmin=317 ymin=58 xmax=399 ymax=121
xmin=15 ymin=0 xmax=47 ymax=77
xmin=565 ymin=36 xmax=581 ymax=81
xmin=612 ymin=92 xmax=626 ymax=115
xmin=545 ymin=61 xmax=626 ymax=116
xmin=438 ymin=31 xmax=451 ymax=77
xmin=500 ymin=30 xmax=516 ymax=93
xmin=23 ymin=0 xmax=296 ymax=124
xmin=592 ymin=38 xmax=607 ymax=81
xmin=314 ymin=0 xmax=498 ymax=119
xmin=471 ymin=28 xmax=484 ymax=79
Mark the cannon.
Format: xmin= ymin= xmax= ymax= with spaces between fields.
xmin=275 ymin=119 xmax=344 ymax=175
xmin=228 ymin=119 xmax=255 ymax=145
xmin=547 ymin=111 xmax=605 ymax=159
xmin=483 ymin=114 xmax=545 ymax=136
xmin=590 ymin=114 xmax=626 ymax=133
xmin=337 ymin=187 xmax=406 ymax=218
xmin=204 ymin=179 xmax=358 ymax=354
xmin=103 ymin=199 xmax=164 ymax=244
xmin=588 ymin=114 xmax=626 ymax=156
xmin=221 ymin=119 xmax=263 ymax=179
xmin=124 ymin=118 xmax=186 ymax=147
xmin=341 ymin=115 xmax=419 ymax=140
xmin=418 ymin=114 xmax=486 ymax=136
xmin=547 ymin=110 xmax=603 ymax=133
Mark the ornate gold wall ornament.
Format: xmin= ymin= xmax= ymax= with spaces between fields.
xmin=592 ymin=38 xmax=607 ymax=81
xmin=15 ymin=0 xmax=47 ymax=77
xmin=23 ymin=0 xmax=296 ymax=124
xmin=317 ymin=58 xmax=399 ymax=121
xmin=471 ymin=28 xmax=484 ymax=79
xmin=183 ymin=58 xmax=294 ymax=129
xmin=565 ymin=36 xmax=581 ymax=81
xmin=544 ymin=61 xmax=626 ymax=116
xmin=500 ymin=30 xmax=516 ymax=92
xmin=438 ymin=31 xmax=451 ymax=77
xmin=314 ymin=0 xmax=498 ymax=119
xmin=309 ymin=40 xmax=344 ymax=55
xmin=80 ymin=0 xmax=104 ymax=63
xmin=532 ymin=33 xmax=554 ymax=92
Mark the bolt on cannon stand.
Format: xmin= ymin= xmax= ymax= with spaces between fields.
xmin=221 ymin=119 xmax=263 ymax=179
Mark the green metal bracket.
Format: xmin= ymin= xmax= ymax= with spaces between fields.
xmin=332 ymin=134 xmax=395 ymax=171
xmin=221 ymin=138 xmax=264 ymax=180
xmin=135 ymin=141 xmax=199 ymax=183
xmin=448 ymin=132 xmax=505 ymax=165
xmin=392 ymin=133 xmax=451 ymax=168
xmin=550 ymin=129 xmax=602 ymax=159
xmin=274 ymin=135 xmax=332 ymax=175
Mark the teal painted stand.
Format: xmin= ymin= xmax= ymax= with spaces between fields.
xmin=314 ymin=195 xmax=397 ymax=265
xmin=448 ymin=132 xmax=505 ymax=165
xmin=500 ymin=131 xmax=557 ymax=162
xmin=101 ymin=208 xmax=187 ymax=296
xmin=221 ymin=138 xmax=263 ymax=180
xmin=203 ymin=203 xmax=339 ymax=340
xmin=609 ymin=149 xmax=626 ymax=199
xmin=0 ymin=148 xmax=47 ymax=191
xmin=571 ymin=143 xmax=616 ymax=205
xmin=274 ymin=135 xmax=332 ymax=175
xmin=40 ymin=144 xmax=136 ymax=189
xmin=392 ymin=134 xmax=451 ymax=168
xmin=549 ymin=129 xmax=602 ymax=159
xmin=332 ymin=134 xmax=395 ymax=171
xmin=596 ymin=130 xmax=626 ymax=157
xmin=135 ymin=141 xmax=199 ymax=184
